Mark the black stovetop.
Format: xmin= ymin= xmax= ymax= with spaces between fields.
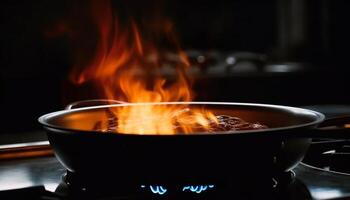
xmin=0 ymin=153 xmax=350 ymax=199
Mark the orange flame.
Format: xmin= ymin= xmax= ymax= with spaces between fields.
xmin=70 ymin=0 xmax=217 ymax=134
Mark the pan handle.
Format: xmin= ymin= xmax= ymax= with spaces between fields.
xmin=65 ymin=99 xmax=127 ymax=110
xmin=301 ymin=116 xmax=350 ymax=139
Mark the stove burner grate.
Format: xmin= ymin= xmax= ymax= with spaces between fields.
xmin=52 ymin=170 xmax=312 ymax=200
xmin=303 ymin=139 xmax=350 ymax=174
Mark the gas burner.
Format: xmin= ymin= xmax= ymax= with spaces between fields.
xmin=53 ymin=170 xmax=311 ymax=200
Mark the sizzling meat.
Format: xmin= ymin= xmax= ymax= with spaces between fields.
xmin=208 ymin=115 xmax=268 ymax=132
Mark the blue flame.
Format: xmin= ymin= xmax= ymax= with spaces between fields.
xmin=149 ymin=185 xmax=167 ymax=195
xmin=182 ymin=185 xmax=215 ymax=193
xmin=140 ymin=184 xmax=215 ymax=195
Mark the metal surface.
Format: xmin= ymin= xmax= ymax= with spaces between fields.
xmin=294 ymin=164 xmax=350 ymax=200
xmin=0 ymin=141 xmax=52 ymax=160
xmin=0 ymin=156 xmax=64 ymax=192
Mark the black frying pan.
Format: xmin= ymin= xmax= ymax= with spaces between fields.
xmin=38 ymin=101 xmax=350 ymax=185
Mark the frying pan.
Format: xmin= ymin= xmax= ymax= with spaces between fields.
xmin=38 ymin=101 xmax=350 ymax=185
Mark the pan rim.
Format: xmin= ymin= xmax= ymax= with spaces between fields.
xmin=38 ymin=101 xmax=325 ymax=136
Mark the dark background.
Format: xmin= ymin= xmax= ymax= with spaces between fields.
xmin=1 ymin=0 xmax=350 ymax=134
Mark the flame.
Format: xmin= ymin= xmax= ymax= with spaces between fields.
xmin=70 ymin=0 xmax=217 ymax=134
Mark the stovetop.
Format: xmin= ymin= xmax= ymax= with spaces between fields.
xmin=1 ymin=155 xmax=350 ymax=200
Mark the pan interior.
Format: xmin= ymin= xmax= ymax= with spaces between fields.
xmin=39 ymin=102 xmax=323 ymax=134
